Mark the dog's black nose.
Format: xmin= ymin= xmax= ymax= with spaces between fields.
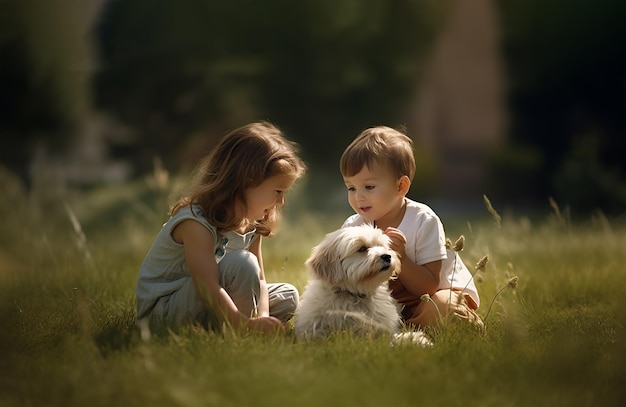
xmin=381 ymin=254 xmax=391 ymax=262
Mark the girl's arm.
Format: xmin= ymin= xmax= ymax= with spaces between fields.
xmin=173 ymin=220 xmax=281 ymax=332
xmin=248 ymin=236 xmax=270 ymax=317
xmin=384 ymin=227 xmax=441 ymax=296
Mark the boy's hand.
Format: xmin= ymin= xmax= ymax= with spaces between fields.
xmin=383 ymin=227 xmax=407 ymax=260
xmin=247 ymin=316 xmax=285 ymax=334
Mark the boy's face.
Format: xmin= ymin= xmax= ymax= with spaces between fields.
xmin=343 ymin=163 xmax=406 ymax=225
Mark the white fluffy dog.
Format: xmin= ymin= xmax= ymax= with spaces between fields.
xmin=295 ymin=225 xmax=431 ymax=346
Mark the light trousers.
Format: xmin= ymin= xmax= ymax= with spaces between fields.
xmin=149 ymin=250 xmax=299 ymax=332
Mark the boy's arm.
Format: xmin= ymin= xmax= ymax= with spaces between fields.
xmin=384 ymin=227 xmax=441 ymax=296
xmin=397 ymin=259 xmax=441 ymax=297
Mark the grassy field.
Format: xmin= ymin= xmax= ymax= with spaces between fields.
xmin=1 ymin=167 xmax=625 ymax=407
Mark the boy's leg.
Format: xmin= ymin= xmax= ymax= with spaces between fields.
xmin=267 ymin=283 xmax=299 ymax=322
xmin=406 ymin=289 xmax=484 ymax=328
xmin=446 ymin=290 xmax=484 ymax=328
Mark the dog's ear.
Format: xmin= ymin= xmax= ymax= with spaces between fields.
xmin=305 ymin=233 xmax=344 ymax=284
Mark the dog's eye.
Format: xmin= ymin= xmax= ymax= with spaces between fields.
xmin=358 ymin=246 xmax=368 ymax=253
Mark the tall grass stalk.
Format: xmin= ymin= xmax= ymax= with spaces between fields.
xmin=65 ymin=202 xmax=93 ymax=264
xmin=446 ymin=235 xmax=464 ymax=314
xmin=483 ymin=275 xmax=519 ymax=322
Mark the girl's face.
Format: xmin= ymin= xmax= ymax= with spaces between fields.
xmin=243 ymin=173 xmax=295 ymax=221
xmin=343 ymin=163 xmax=405 ymax=226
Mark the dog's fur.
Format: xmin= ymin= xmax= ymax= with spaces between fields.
xmin=295 ymin=225 xmax=430 ymax=344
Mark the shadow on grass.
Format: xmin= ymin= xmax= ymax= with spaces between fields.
xmin=93 ymin=307 xmax=139 ymax=357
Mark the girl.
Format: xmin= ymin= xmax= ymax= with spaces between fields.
xmin=136 ymin=122 xmax=306 ymax=335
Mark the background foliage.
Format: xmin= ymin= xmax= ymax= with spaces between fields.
xmin=492 ymin=0 xmax=626 ymax=213
xmin=94 ymin=0 xmax=449 ymax=183
xmin=1 ymin=0 xmax=624 ymax=214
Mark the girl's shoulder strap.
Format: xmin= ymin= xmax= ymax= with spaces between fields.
xmin=167 ymin=204 xmax=218 ymax=240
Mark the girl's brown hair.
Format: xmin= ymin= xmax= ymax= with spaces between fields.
xmin=340 ymin=126 xmax=415 ymax=181
xmin=171 ymin=122 xmax=306 ymax=236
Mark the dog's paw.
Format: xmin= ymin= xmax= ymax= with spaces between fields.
xmin=392 ymin=331 xmax=433 ymax=347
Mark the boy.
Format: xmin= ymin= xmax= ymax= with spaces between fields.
xmin=340 ymin=126 xmax=483 ymax=328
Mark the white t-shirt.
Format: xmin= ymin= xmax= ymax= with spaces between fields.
xmin=342 ymin=198 xmax=480 ymax=307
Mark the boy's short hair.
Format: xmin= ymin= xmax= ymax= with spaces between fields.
xmin=340 ymin=126 xmax=415 ymax=181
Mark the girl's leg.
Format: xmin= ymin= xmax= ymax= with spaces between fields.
xmin=220 ymin=251 xmax=300 ymax=322
xmin=152 ymin=251 xmax=298 ymax=331
xmin=151 ymin=276 xmax=208 ymax=332
xmin=267 ymin=283 xmax=299 ymax=322
xmin=218 ymin=250 xmax=261 ymax=318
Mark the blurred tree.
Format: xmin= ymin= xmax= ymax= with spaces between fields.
xmin=0 ymin=0 xmax=96 ymax=183
xmin=6 ymin=0 xmax=622 ymax=214
xmin=95 ymin=0 xmax=450 ymax=176
xmin=495 ymin=0 xmax=626 ymax=214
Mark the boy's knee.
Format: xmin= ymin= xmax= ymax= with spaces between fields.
xmin=431 ymin=290 xmax=453 ymax=308
xmin=405 ymin=290 xmax=453 ymax=327
xmin=423 ymin=289 xmax=484 ymax=328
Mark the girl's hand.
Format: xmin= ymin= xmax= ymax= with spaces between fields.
xmin=247 ymin=316 xmax=285 ymax=334
xmin=383 ymin=227 xmax=407 ymax=260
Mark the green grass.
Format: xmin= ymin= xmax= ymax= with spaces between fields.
xmin=1 ymin=167 xmax=625 ymax=406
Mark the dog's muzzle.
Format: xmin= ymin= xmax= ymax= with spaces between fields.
xmin=381 ymin=254 xmax=392 ymax=271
